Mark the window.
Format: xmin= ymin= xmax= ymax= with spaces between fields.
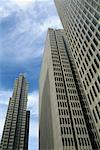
xmin=83 ymin=62 xmax=86 ymax=70
xmin=91 ymin=43 xmax=96 ymax=52
xmin=62 ymin=138 xmax=64 ymax=146
xmin=81 ymin=67 xmax=84 ymax=74
xmin=93 ymin=38 xmax=98 ymax=46
xmin=87 ymin=70 xmax=92 ymax=81
xmin=85 ymin=58 xmax=88 ymax=66
xmin=94 ymin=59 xmax=99 ymax=68
xmin=95 ymin=106 xmax=100 ymax=119
xmin=88 ymin=30 xmax=92 ymax=37
xmin=86 ymin=35 xmax=90 ymax=42
xmin=92 ymin=18 xmax=97 ymax=26
xmin=85 ymin=77 xmax=89 ymax=86
xmin=83 ymin=81 xmax=86 ymax=90
xmin=92 ymin=64 xmax=96 ymax=73
xmin=87 ymin=53 xmax=91 ymax=61
xmin=89 ymin=68 xmax=94 ymax=78
xmin=89 ymin=48 xmax=93 ymax=56
xmin=82 ymin=29 xmax=85 ymax=35
xmin=94 ymin=12 xmax=99 ymax=20
xmin=96 ymin=53 xmax=100 ymax=61
xmin=92 ymin=86 xmax=97 ymax=97
xmin=83 ymin=45 xmax=86 ymax=52
xmin=96 ymin=32 xmax=100 ymax=40
xmin=97 ymin=76 xmax=100 ymax=83
xmin=93 ymin=110 xmax=98 ymax=123
xmin=65 ymin=138 xmax=67 ymax=146
xmin=84 ymin=41 xmax=88 ymax=47
xmin=90 ymin=25 xmax=94 ymax=32
xmin=95 ymin=81 xmax=99 ymax=92
xmin=90 ymin=90 xmax=94 ymax=101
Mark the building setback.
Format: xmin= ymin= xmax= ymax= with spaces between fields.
xmin=39 ymin=28 xmax=95 ymax=150
xmin=54 ymin=1 xmax=100 ymax=147
xmin=0 ymin=74 xmax=30 ymax=150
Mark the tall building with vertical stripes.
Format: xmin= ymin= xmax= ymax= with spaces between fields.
xmin=39 ymin=28 xmax=97 ymax=150
xmin=54 ymin=0 xmax=100 ymax=142
xmin=0 ymin=74 xmax=30 ymax=150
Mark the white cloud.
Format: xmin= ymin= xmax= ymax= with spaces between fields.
xmin=40 ymin=16 xmax=62 ymax=32
xmin=0 ymin=0 xmax=62 ymax=64
xmin=28 ymin=91 xmax=39 ymax=115
xmin=13 ymin=0 xmax=33 ymax=6
xmin=0 ymin=90 xmax=12 ymax=105
xmin=29 ymin=118 xmax=38 ymax=139
xmin=28 ymin=91 xmax=39 ymax=149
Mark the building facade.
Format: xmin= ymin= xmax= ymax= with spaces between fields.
xmin=54 ymin=0 xmax=100 ymax=148
xmin=39 ymin=28 xmax=98 ymax=150
xmin=0 ymin=74 xmax=30 ymax=150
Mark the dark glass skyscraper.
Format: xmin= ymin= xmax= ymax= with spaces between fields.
xmin=39 ymin=28 xmax=97 ymax=150
xmin=0 ymin=74 xmax=30 ymax=150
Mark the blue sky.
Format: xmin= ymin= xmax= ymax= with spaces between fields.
xmin=0 ymin=0 xmax=62 ymax=149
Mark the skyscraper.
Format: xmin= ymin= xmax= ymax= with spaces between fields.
xmin=0 ymin=74 xmax=30 ymax=150
xmin=39 ymin=28 xmax=98 ymax=150
xmin=54 ymin=0 xmax=100 ymax=143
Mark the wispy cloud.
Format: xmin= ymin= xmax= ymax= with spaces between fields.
xmin=0 ymin=0 xmax=62 ymax=149
xmin=13 ymin=0 xmax=33 ymax=7
xmin=28 ymin=91 xmax=39 ymax=150
xmin=0 ymin=0 xmax=62 ymax=63
xmin=28 ymin=91 xmax=39 ymax=115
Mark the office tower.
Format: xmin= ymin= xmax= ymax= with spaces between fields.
xmin=54 ymin=0 xmax=100 ymax=147
xmin=0 ymin=74 xmax=30 ymax=150
xmin=39 ymin=28 xmax=95 ymax=150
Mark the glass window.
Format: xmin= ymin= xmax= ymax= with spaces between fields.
xmin=95 ymin=106 xmax=100 ymax=119
xmin=94 ymin=59 xmax=99 ymax=68
xmin=93 ymin=110 xmax=97 ymax=123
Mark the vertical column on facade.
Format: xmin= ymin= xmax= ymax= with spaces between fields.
xmin=19 ymin=80 xmax=28 ymax=149
xmin=54 ymin=0 xmax=100 ymax=146
xmin=49 ymin=29 xmax=76 ymax=150
xmin=1 ymin=98 xmax=14 ymax=149
xmin=55 ymin=30 xmax=92 ymax=150
xmin=63 ymin=34 xmax=100 ymax=149
xmin=7 ymin=77 xmax=22 ymax=149
xmin=1 ymin=79 xmax=18 ymax=149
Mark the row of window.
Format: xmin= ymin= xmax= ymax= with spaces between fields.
xmin=71 ymin=102 xmax=80 ymax=108
xmin=54 ymin=72 xmax=62 ymax=76
xmin=93 ymin=106 xmax=100 ymax=123
xmin=66 ymin=2 xmax=99 ymax=71
xmin=57 ymin=94 xmax=66 ymax=100
xmin=60 ymin=117 xmax=70 ymax=125
xmin=56 ymin=88 xmax=65 ymax=93
xmin=58 ymin=101 xmax=68 ymax=108
xmin=58 ymin=109 xmax=69 ymax=116
xmin=76 ymin=126 xmax=87 ymax=135
xmin=62 ymin=137 xmax=74 ymax=146
xmin=55 ymin=82 xmax=64 ymax=87
xmin=73 ymin=109 xmax=83 ymax=116
xmin=70 ymin=95 xmax=79 ymax=101
xmin=68 ymin=89 xmax=77 ymax=94
xmin=78 ymin=137 xmax=90 ymax=146
xmin=74 ymin=117 xmax=84 ymax=125
xmin=61 ymin=126 xmax=72 ymax=135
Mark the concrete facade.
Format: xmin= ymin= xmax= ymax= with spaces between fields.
xmin=0 ymin=74 xmax=30 ymax=150
xmin=39 ymin=29 xmax=94 ymax=150
xmin=54 ymin=0 xmax=100 ymax=149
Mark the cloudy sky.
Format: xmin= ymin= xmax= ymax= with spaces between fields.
xmin=0 ymin=0 xmax=62 ymax=149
